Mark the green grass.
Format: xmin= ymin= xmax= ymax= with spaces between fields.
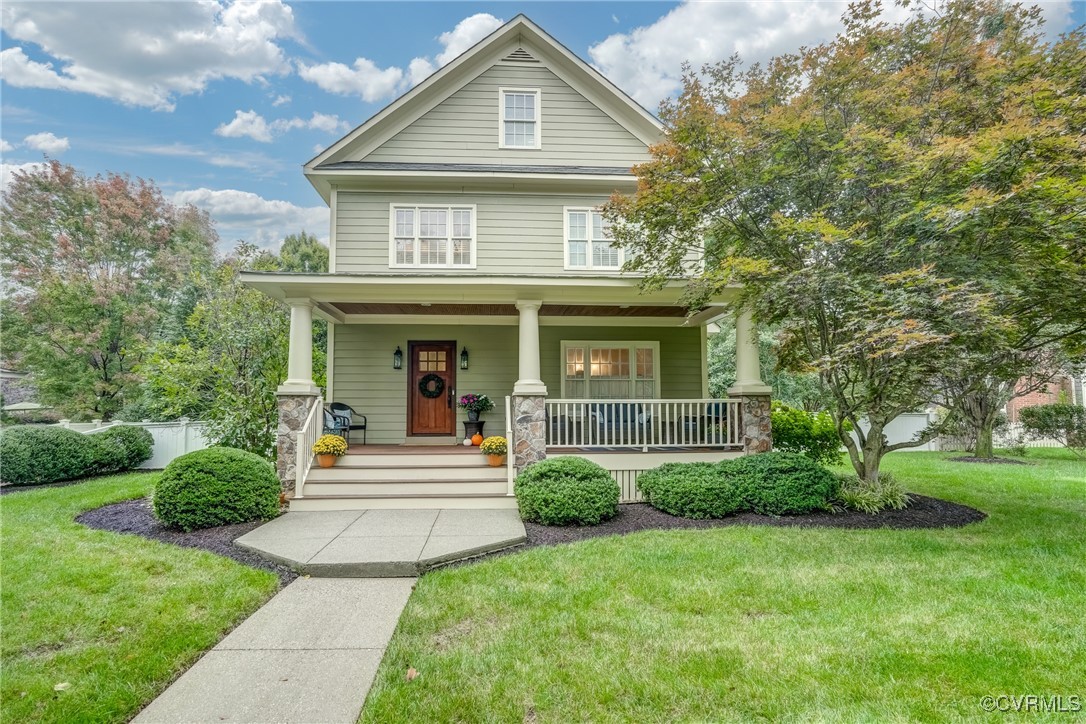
xmin=362 ymin=450 xmax=1086 ymax=722
xmin=0 ymin=473 xmax=279 ymax=723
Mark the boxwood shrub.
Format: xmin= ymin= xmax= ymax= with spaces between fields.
xmin=726 ymin=452 xmax=840 ymax=515
xmin=0 ymin=426 xmax=98 ymax=486
xmin=91 ymin=425 xmax=154 ymax=472
xmin=514 ymin=456 xmax=619 ymax=526
xmin=636 ymin=462 xmax=744 ymax=519
xmin=637 ymin=452 xmax=840 ymax=519
xmin=154 ymin=446 xmax=280 ymax=531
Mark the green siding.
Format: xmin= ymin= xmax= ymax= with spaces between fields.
xmin=332 ymin=323 xmax=704 ymax=444
xmin=335 ymin=190 xmax=612 ymax=275
xmin=362 ymin=62 xmax=651 ymax=166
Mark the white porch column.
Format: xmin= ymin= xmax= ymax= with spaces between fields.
xmin=513 ymin=300 xmax=547 ymax=395
xmin=278 ymin=298 xmax=319 ymax=395
xmin=728 ymin=309 xmax=771 ymax=395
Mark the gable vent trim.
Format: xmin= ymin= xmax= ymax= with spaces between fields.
xmin=502 ymin=47 xmax=539 ymax=63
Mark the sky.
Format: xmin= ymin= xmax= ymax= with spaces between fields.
xmin=2 ymin=0 xmax=1083 ymax=253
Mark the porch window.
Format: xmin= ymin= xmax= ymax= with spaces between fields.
xmin=565 ymin=208 xmax=620 ymax=270
xmin=499 ymin=88 xmax=541 ymax=149
xmin=561 ymin=341 xmax=660 ymax=399
xmin=390 ymin=204 xmax=476 ymax=268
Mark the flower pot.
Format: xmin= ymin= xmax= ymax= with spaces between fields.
xmin=486 ymin=454 xmax=506 ymax=467
xmin=467 ymin=410 xmax=481 ymax=422
xmin=316 ymin=454 xmax=338 ymax=468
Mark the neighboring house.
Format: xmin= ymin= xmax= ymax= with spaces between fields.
xmin=243 ymin=15 xmax=772 ymax=510
xmin=1005 ymin=373 xmax=1086 ymax=422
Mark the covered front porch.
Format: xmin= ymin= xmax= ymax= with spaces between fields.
xmin=242 ymin=272 xmax=773 ymax=508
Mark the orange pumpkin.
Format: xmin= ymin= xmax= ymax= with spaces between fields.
xmin=471 ymin=433 xmax=484 ymax=446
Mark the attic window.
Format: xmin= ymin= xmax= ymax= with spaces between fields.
xmin=499 ymin=88 xmax=541 ymax=149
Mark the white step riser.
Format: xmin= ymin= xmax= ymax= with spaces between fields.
xmin=304 ymin=481 xmax=509 ymax=496
xmin=307 ymin=466 xmax=506 ymax=483
xmin=290 ymin=496 xmax=519 ymax=511
xmin=331 ymin=454 xmax=490 ymax=468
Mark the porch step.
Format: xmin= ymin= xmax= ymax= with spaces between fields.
xmin=307 ymin=465 xmax=506 ymax=482
xmin=289 ymin=494 xmax=519 ymax=511
xmin=333 ymin=453 xmax=489 ymax=468
xmin=303 ymin=479 xmax=509 ymax=496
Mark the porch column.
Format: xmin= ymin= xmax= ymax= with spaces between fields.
xmin=512 ymin=300 xmax=547 ymax=470
xmin=276 ymin=298 xmax=320 ymax=494
xmin=727 ymin=309 xmax=773 ymax=454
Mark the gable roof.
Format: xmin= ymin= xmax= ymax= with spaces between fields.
xmin=304 ymin=15 xmax=664 ymax=201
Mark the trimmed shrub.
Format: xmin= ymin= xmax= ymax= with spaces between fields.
xmin=726 ymin=452 xmax=840 ymax=515
xmin=835 ymin=472 xmax=910 ymax=514
xmin=514 ymin=456 xmax=619 ymax=526
xmin=91 ymin=426 xmax=154 ymax=472
xmin=0 ymin=426 xmax=98 ymax=486
xmin=770 ymin=404 xmax=849 ymax=465
xmin=153 ymin=446 xmax=280 ymax=531
xmin=1020 ymin=403 xmax=1086 ymax=457
xmin=636 ymin=462 xmax=744 ymax=519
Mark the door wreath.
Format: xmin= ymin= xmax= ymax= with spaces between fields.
xmin=418 ymin=373 xmax=445 ymax=399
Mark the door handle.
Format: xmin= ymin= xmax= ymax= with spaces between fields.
xmin=448 ymin=386 xmax=453 ymax=409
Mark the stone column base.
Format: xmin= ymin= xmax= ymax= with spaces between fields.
xmin=276 ymin=393 xmax=320 ymax=493
xmin=512 ymin=394 xmax=547 ymax=471
xmin=740 ymin=395 xmax=773 ymax=454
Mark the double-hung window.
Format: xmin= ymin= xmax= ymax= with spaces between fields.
xmin=499 ymin=88 xmax=540 ymax=149
xmin=565 ymin=208 xmax=620 ymax=270
xmin=390 ymin=205 xmax=475 ymax=268
xmin=562 ymin=341 xmax=660 ymax=399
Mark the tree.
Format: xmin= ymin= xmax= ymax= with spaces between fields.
xmin=278 ymin=231 xmax=328 ymax=273
xmin=141 ymin=244 xmax=288 ymax=457
xmin=0 ymin=161 xmax=216 ymax=420
xmin=708 ymin=327 xmax=828 ymax=411
xmin=607 ymin=1 xmax=1086 ymax=481
xmin=1019 ymin=403 xmax=1086 ymax=458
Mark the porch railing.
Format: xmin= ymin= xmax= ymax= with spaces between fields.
xmin=294 ymin=395 xmax=323 ymax=498
xmin=545 ymin=398 xmax=743 ymax=449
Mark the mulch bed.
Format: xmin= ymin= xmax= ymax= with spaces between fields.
xmin=78 ymin=498 xmax=297 ymax=585
xmin=950 ymin=456 xmax=1032 ymax=466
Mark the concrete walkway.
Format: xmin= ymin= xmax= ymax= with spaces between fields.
xmin=133 ymin=577 xmax=414 ymax=724
xmin=235 ymin=508 xmax=527 ymax=576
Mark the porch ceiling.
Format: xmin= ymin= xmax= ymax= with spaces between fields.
xmin=331 ymin=302 xmax=690 ymax=317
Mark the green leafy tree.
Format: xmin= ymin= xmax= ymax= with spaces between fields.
xmin=607 ymin=1 xmax=1086 ymax=481
xmin=708 ymin=327 xmax=828 ymax=411
xmin=278 ymin=231 xmax=328 ymax=273
xmin=1 ymin=161 xmax=215 ymax=420
xmin=1019 ymin=403 xmax=1086 ymax=458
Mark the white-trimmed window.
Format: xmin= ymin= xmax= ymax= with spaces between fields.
xmin=499 ymin=88 xmax=541 ymax=149
xmin=561 ymin=341 xmax=660 ymax=399
xmin=565 ymin=208 xmax=620 ymax=270
xmin=389 ymin=205 xmax=476 ymax=268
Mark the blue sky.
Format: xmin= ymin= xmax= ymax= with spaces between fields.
xmin=3 ymin=1 xmax=1083 ymax=251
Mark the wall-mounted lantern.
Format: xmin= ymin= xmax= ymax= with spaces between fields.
xmin=393 ymin=346 xmax=403 ymax=370
xmin=460 ymin=347 xmax=469 ymax=370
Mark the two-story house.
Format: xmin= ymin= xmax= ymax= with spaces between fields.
xmin=242 ymin=15 xmax=772 ymax=511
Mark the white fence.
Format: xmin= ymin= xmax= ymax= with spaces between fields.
xmin=62 ymin=420 xmax=212 ymax=469
xmin=853 ymin=413 xmax=939 ymax=452
xmin=994 ymin=421 xmax=1062 ymax=449
xmin=545 ymin=399 xmax=743 ymax=449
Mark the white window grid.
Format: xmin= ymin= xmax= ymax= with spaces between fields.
xmin=389 ymin=205 xmax=476 ymax=269
xmin=564 ymin=207 xmax=621 ymax=270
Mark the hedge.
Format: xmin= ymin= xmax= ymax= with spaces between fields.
xmin=0 ymin=425 xmax=154 ymax=486
xmin=637 ymin=462 xmax=745 ymax=519
xmin=153 ymin=446 xmax=280 ymax=531
xmin=514 ymin=456 xmax=620 ymax=526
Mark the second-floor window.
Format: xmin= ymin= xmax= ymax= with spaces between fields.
xmin=390 ymin=205 xmax=475 ymax=269
xmin=499 ymin=88 xmax=540 ymax=149
xmin=565 ymin=208 xmax=621 ymax=270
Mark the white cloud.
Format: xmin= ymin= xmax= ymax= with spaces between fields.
xmin=110 ymin=141 xmax=279 ymax=174
xmin=0 ymin=1 xmax=297 ymax=111
xmin=298 ymin=12 xmax=502 ymax=101
xmin=172 ymin=187 xmax=328 ymax=249
xmin=214 ymin=109 xmax=350 ymax=142
xmin=271 ymin=94 xmax=291 ymax=106
xmin=0 ymin=139 xmax=14 ymax=153
xmin=1 ymin=161 xmax=46 ymax=191
xmin=589 ymin=0 xmax=1076 ymax=109
xmin=23 ymin=131 xmax=69 ymax=154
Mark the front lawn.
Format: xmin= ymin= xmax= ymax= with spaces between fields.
xmin=362 ymin=450 xmax=1086 ymax=721
xmin=0 ymin=473 xmax=279 ymax=723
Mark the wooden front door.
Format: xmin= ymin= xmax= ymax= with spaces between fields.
xmin=408 ymin=341 xmax=456 ymax=436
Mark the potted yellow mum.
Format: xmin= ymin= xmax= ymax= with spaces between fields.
xmin=479 ymin=436 xmax=507 ymax=467
xmin=313 ymin=434 xmax=348 ymax=468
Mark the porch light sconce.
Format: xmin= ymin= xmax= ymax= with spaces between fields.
xmin=460 ymin=347 xmax=469 ymax=370
xmin=393 ymin=346 xmax=403 ymax=370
